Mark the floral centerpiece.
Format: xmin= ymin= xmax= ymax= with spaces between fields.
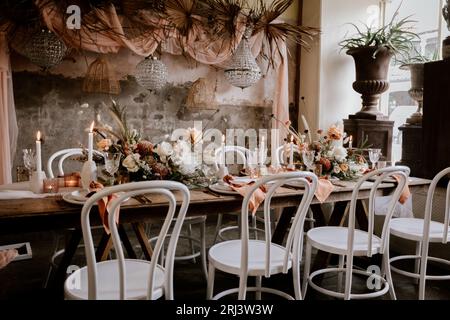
xmin=94 ymin=100 xmax=205 ymax=186
xmin=272 ymin=115 xmax=368 ymax=180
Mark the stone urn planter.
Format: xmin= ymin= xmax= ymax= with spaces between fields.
xmin=400 ymin=63 xmax=424 ymax=125
xmin=347 ymin=46 xmax=394 ymax=120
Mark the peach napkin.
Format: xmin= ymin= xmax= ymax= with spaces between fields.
xmin=315 ymin=178 xmax=335 ymax=203
xmin=393 ymin=175 xmax=411 ymax=204
xmin=223 ymin=176 xmax=267 ymax=215
xmin=89 ymin=181 xmax=120 ymax=234
xmin=0 ymin=249 xmax=18 ymax=269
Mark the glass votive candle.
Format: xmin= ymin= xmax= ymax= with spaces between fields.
xmin=64 ymin=175 xmax=80 ymax=187
xmin=43 ymin=178 xmax=60 ymax=193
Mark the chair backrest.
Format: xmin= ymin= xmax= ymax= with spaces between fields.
xmin=47 ymin=148 xmax=103 ymax=178
xmin=346 ymin=166 xmax=410 ymax=257
xmin=343 ymin=166 xmax=410 ymax=300
xmin=80 ymin=180 xmax=190 ymax=300
xmin=239 ymin=172 xmax=318 ymax=278
xmin=276 ymin=145 xmax=301 ymax=165
xmin=214 ymin=146 xmax=251 ymax=170
xmin=422 ymin=167 xmax=450 ymax=245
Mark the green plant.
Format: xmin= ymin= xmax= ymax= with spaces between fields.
xmin=398 ymin=47 xmax=440 ymax=65
xmin=339 ymin=6 xmax=419 ymax=60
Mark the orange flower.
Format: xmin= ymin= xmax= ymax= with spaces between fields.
xmin=327 ymin=125 xmax=342 ymax=140
xmin=96 ymin=139 xmax=112 ymax=151
xmin=340 ymin=163 xmax=349 ymax=172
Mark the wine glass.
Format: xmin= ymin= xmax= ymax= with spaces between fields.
xmin=302 ymin=151 xmax=315 ymax=171
xmin=368 ymin=149 xmax=382 ymax=169
xmin=104 ymin=153 xmax=121 ymax=181
xmin=22 ymin=149 xmax=36 ymax=173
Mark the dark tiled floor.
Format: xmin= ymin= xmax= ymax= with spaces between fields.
xmin=1 ymin=215 xmax=450 ymax=300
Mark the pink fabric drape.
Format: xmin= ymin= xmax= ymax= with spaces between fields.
xmin=37 ymin=1 xmax=290 ymax=130
xmin=38 ymin=1 xmax=290 ymax=126
xmin=0 ymin=32 xmax=18 ymax=184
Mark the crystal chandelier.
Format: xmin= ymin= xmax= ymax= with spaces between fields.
xmin=25 ymin=29 xmax=67 ymax=69
xmin=224 ymin=27 xmax=262 ymax=89
xmin=135 ymin=55 xmax=168 ymax=90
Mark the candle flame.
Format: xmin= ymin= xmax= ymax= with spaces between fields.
xmin=222 ymin=134 xmax=225 ymax=143
xmin=290 ymin=136 xmax=294 ymax=142
xmin=37 ymin=131 xmax=41 ymax=141
xmin=349 ymin=135 xmax=353 ymax=141
xmin=89 ymin=121 xmax=95 ymax=132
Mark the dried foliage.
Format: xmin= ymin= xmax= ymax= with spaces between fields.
xmin=1 ymin=0 xmax=319 ymax=67
xmin=250 ymin=0 xmax=319 ymax=65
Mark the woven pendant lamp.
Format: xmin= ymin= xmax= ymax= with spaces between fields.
xmin=82 ymin=55 xmax=121 ymax=95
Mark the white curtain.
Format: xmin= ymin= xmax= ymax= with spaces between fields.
xmin=0 ymin=32 xmax=18 ymax=184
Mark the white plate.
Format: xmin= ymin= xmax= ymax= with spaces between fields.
xmin=69 ymin=190 xmax=91 ymax=201
xmin=209 ymin=183 xmax=239 ymax=195
xmin=62 ymin=192 xmax=94 ymax=205
xmin=232 ymin=177 xmax=256 ymax=184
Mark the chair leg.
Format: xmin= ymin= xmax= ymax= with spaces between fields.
xmin=213 ymin=214 xmax=223 ymax=244
xmin=337 ymin=255 xmax=344 ymax=293
xmin=419 ymin=240 xmax=429 ymax=300
xmin=383 ymin=236 xmax=397 ymax=300
xmin=206 ymin=263 xmax=215 ymax=300
xmin=200 ymin=220 xmax=208 ymax=281
xmin=302 ymin=240 xmax=312 ymax=298
xmin=44 ymin=231 xmax=60 ymax=288
xmin=293 ymin=256 xmax=302 ymax=300
xmin=187 ymin=224 xmax=197 ymax=263
xmin=414 ymin=241 xmax=422 ymax=284
xmin=238 ymin=275 xmax=247 ymax=300
xmin=255 ymin=276 xmax=262 ymax=300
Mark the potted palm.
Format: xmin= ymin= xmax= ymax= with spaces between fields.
xmin=340 ymin=12 xmax=419 ymax=119
xmin=399 ymin=50 xmax=439 ymax=125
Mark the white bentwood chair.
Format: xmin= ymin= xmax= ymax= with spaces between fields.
xmin=64 ymin=181 xmax=190 ymax=300
xmin=275 ymin=145 xmax=315 ymax=230
xmin=389 ymin=167 xmax=450 ymax=300
xmin=47 ymin=148 xmax=102 ymax=178
xmin=275 ymin=145 xmax=300 ymax=166
xmin=44 ymin=148 xmax=102 ymax=288
xmin=302 ymin=166 xmax=410 ymax=300
xmin=213 ymin=146 xmax=264 ymax=242
xmin=207 ymin=172 xmax=318 ymax=300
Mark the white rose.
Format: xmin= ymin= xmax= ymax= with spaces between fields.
xmin=155 ymin=141 xmax=173 ymax=162
xmin=122 ymin=153 xmax=141 ymax=172
xmin=332 ymin=146 xmax=348 ymax=162
xmin=179 ymin=153 xmax=200 ymax=175
xmin=333 ymin=165 xmax=341 ymax=174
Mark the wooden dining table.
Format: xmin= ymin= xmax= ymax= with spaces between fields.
xmin=0 ymin=177 xmax=431 ymax=297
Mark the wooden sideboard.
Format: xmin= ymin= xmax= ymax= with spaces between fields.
xmin=422 ymin=59 xmax=450 ymax=179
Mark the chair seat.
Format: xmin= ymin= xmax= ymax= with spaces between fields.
xmin=390 ymin=218 xmax=450 ymax=242
xmin=307 ymin=227 xmax=382 ymax=256
xmin=208 ymin=240 xmax=292 ymax=276
xmin=64 ymin=259 xmax=164 ymax=300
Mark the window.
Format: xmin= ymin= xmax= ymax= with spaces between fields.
xmin=381 ymin=0 xmax=445 ymax=162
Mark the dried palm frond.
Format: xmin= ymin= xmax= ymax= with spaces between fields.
xmin=120 ymin=0 xmax=166 ymax=17
xmin=165 ymin=0 xmax=203 ymax=39
xmin=249 ymin=0 xmax=319 ymax=66
xmin=198 ymin=0 xmax=246 ymax=41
